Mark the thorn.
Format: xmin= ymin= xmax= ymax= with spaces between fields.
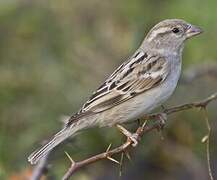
xmin=106 ymin=143 xmax=112 ymax=153
xmin=107 ymin=156 xmax=120 ymax=164
xmin=119 ymin=152 xmax=124 ymax=177
xmin=124 ymin=151 xmax=132 ymax=162
xmin=201 ymin=135 xmax=209 ymax=143
xmin=64 ymin=151 xmax=75 ymax=164
xmin=116 ymin=124 xmax=132 ymax=137
xmin=142 ymin=120 xmax=148 ymax=129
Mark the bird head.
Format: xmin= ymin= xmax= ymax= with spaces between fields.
xmin=143 ymin=19 xmax=203 ymax=52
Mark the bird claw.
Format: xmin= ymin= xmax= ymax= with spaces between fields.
xmin=116 ymin=124 xmax=140 ymax=147
xmin=127 ymin=133 xmax=139 ymax=147
xmin=156 ymin=113 xmax=167 ymax=131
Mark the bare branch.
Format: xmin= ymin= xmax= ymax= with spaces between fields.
xmin=202 ymin=108 xmax=214 ymax=180
xmin=31 ymin=151 xmax=50 ymax=180
xmin=62 ymin=92 xmax=217 ymax=180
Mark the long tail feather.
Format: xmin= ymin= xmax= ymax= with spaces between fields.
xmin=28 ymin=125 xmax=78 ymax=165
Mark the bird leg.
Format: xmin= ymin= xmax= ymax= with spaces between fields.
xmin=161 ymin=105 xmax=166 ymax=111
xmin=154 ymin=113 xmax=167 ymax=131
xmin=116 ymin=124 xmax=140 ymax=147
xmin=137 ymin=119 xmax=141 ymax=126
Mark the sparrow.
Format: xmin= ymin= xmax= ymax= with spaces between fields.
xmin=28 ymin=19 xmax=202 ymax=164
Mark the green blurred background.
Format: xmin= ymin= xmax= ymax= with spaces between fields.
xmin=0 ymin=0 xmax=217 ymax=179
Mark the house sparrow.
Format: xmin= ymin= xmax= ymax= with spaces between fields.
xmin=28 ymin=19 xmax=202 ymax=164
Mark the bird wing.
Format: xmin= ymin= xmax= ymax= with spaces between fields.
xmin=80 ymin=50 xmax=170 ymax=113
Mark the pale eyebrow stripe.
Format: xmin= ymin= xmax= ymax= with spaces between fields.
xmin=146 ymin=27 xmax=170 ymax=42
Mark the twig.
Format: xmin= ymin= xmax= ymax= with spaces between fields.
xmin=31 ymin=151 xmax=50 ymax=180
xmin=202 ymin=108 xmax=214 ymax=180
xmin=62 ymin=92 xmax=217 ymax=180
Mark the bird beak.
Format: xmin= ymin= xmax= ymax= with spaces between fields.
xmin=186 ymin=24 xmax=203 ymax=39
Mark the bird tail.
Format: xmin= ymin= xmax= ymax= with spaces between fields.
xmin=28 ymin=121 xmax=84 ymax=165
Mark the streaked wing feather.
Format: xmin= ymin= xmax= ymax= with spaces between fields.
xmin=79 ymin=51 xmax=170 ymax=114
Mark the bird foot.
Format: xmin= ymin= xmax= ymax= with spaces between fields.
xmin=116 ymin=124 xmax=140 ymax=147
xmin=128 ymin=133 xmax=139 ymax=147
xmin=155 ymin=113 xmax=167 ymax=131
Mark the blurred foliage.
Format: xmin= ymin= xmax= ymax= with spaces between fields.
xmin=0 ymin=0 xmax=217 ymax=179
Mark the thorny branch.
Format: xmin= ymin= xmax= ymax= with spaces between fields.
xmin=61 ymin=92 xmax=217 ymax=180
xmin=31 ymin=64 xmax=217 ymax=180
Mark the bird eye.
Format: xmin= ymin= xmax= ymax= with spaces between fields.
xmin=172 ymin=27 xmax=180 ymax=34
